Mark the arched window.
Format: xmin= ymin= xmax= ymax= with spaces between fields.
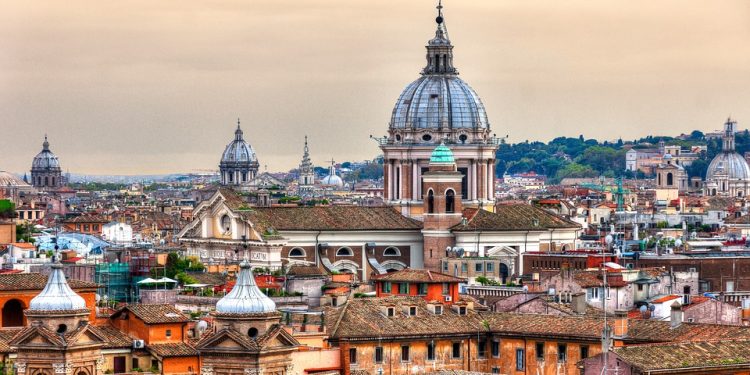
xmin=336 ymin=247 xmax=354 ymax=257
xmin=44 ymin=176 xmax=49 ymax=186
xmin=657 ymin=174 xmax=661 ymax=185
xmin=427 ymin=190 xmax=435 ymax=213
xmin=220 ymin=215 xmax=231 ymax=232
xmin=2 ymin=299 xmax=24 ymax=327
xmin=445 ymin=189 xmax=455 ymax=213
xmin=383 ymin=247 xmax=401 ymax=257
xmin=289 ymin=248 xmax=306 ymax=257
xmin=667 ymin=173 xmax=673 ymax=186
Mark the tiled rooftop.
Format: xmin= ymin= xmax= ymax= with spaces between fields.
xmin=374 ymin=269 xmax=465 ymax=283
xmin=114 ymin=304 xmax=189 ymax=324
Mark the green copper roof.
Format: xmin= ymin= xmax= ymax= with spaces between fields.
xmin=430 ymin=142 xmax=455 ymax=164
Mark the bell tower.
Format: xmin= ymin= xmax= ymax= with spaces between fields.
xmin=421 ymin=143 xmax=463 ymax=271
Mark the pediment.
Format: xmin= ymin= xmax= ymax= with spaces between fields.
xmin=486 ymin=246 xmax=518 ymax=257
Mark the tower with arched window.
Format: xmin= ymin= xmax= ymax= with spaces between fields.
xmin=421 ymin=143 xmax=463 ymax=271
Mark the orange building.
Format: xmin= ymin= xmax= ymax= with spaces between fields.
xmin=327 ymin=296 xmax=750 ymax=375
xmin=62 ymin=214 xmax=108 ymax=235
xmin=0 ymin=272 xmax=98 ymax=327
xmin=109 ymin=304 xmax=199 ymax=374
xmin=374 ymin=268 xmax=463 ymax=304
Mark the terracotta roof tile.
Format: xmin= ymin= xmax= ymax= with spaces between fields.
xmin=148 ymin=342 xmax=198 ymax=357
xmin=0 ymin=273 xmax=98 ymax=291
xmin=453 ymin=205 xmax=580 ymax=232
xmin=90 ymin=325 xmax=133 ymax=349
xmin=374 ymin=269 xmax=465 ymax=283
xmin=115 ymin=304 xmax=189 ymax=324
xmin=612 ymin=340 xmax=750 ymax=371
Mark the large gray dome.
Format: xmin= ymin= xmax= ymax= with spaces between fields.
xmin=221 ymin=126 xmax=257 ymax=164
xmin=390 ymin=76 xmax=489 ymax=130
xmin=31 ymin=136 xmax=61 ymax=171
xmin=707 ymin=151 xmax=750 ymax=180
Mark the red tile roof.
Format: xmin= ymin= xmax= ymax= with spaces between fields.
xmin=374 ymin=269 xmax=465 ymax=283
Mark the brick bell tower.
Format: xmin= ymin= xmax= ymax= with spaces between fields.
xmin=422 ymin=142 xmax=463 ymax=271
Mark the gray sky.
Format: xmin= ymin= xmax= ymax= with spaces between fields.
xmin=2 ymin=1 xmax=749 ymax=175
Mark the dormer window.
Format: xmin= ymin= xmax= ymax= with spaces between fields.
xmin=409 ymin=306 xmax=417 ymax=316
xmin=434 ymin=305 xmax=443 ymax=315
xmin=387 ymin=307 xmax=395 ymax=317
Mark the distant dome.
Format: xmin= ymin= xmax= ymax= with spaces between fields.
xmin=0 ymin=171 xmax=29 ymax=187
xmin=321 ymin=174 xmax=343 ymax=187
xmin=31 ymin=136 xmax=61 ymax=171
xmin=221 ymin=125 xmax=258 ymax=165
xmin=215 ymin=261 xmax=276 ymax=314
xmin=430 ymin=142 xmax=455 ymax=164
xmin=29 ymin=263 xmax=87 ymax=311
xmin=707 ymin=152 xmax=750 ymax=180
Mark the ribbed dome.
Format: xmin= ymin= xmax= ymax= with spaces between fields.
xmin=0 ymin=171 xmax=29 ymax=187
xmin=221 ymin=125 xmax=257 ymax=164
xmin=390 ymin=75 xmax=489 ymax=130
xmin=29 ymin=263 xmax=87 ymax=311
xmin=707 ymin=152 xmax=750 ymax=180
xmin=31 ymin=136 xmax=61 ymax=171
xmin=215 ymin=261 xmax=276 ymax=314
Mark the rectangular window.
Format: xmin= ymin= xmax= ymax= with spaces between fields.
xmin=580 ymin=345 xmax=589 ymax=359
xmin=375 ymin=346 xmax=384 ymax=363
xmin=637 ymin=284 xmax=644 ymax=291
xmin=491 ymin=367 xmax=500 ymax=374
xmin=461 ymin=263 xmax=468 ymax=273
xmin=152 ymin=360 xmax=159 ymax=369
xmin=387 ymin=307 xmax=395 ymax=317
xmin=434 ymin=305 xmax=442 ymax=315
xmin=427 ymin=342 xmax=435 ymax=361
xmin=409 ymin=306 xmax=417 ymax=316
xmin=478 ymin=340 xmax=486 ymax=358
xmin=452 ymin=342 xmax=461 ymax=358
xmin=399 ymin=283 xmax=409 ymax=294
xmin=727 ymin=281 xmax=735 ymax=292
xmin=401 ymin=345 xmax=410 ymax=362
xmin=516 ymin=349 xmax=525 ymax=371
xmin=383 ymin=282 xmax=392 ymax=293
xmin=349 ymin=348 xmax=357 ymax=364
xmin=587 ymin=287 xmax=600 ymax=301
xmin=442 ymin=283 xmax=450 ymax=295
xmin=535 ymin=342 xmax=544 ymax=361
xmin=475 ymin=263 xmax=483 ymax=272
xmin=459 ymin=306 xmax=467 ymax=315
xmin=418 ymin=283 xmax=428 ymax=295
xmin=165 ymin=329 xmax=171 ymax=337
xmin=486 ymin=262 xmax=494 ymax=273
xmin=443 ymin=261 xmax=449 ymax=272
xmin=491 ymin=340 xmax=500 ymax=358
xmin=132 ymin=358 xmax=138 ymax=369
xmin=557 ymin=343 xmax=567 ymax=362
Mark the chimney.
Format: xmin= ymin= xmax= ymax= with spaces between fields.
xmin=571 ymin=292 xmax=586 ymax=314
xmin=670 ymin=301 xmax=683 ymax=328
xmin=613 ymin=310 xmax=628 ymax=340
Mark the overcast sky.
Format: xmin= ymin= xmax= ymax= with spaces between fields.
xmin=2 ymin=1 xmax=749 ymax=175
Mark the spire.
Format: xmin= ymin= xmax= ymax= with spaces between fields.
xmin=215 ymin=260 xmax=276 ymax=314
xmin=29 ymin=263 xmax=87 ymax=311
xmin=235 ymin=118 xmax=243 ymax=141
xmin=423 ymin=0 xmax=456 ymax=75
xmin=42 ymin=134 xmax=50 ymax=151
xmin=304 ymin=135 xmax=309 ymax=155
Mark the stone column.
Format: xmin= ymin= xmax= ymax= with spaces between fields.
xmin=383 ymin=162 xmax=390 ymax=201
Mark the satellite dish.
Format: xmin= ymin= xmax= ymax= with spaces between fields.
xmin=457 ymin=248 xmax=465 ymax=257
xmin=196 ymin=320 xmax=208 ymax=331
xmin=648 ymin=304 xmax=656 ymax=312
xmin=639 ymin=305 xmax=647 ymax=313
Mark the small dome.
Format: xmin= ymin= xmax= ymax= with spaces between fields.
xmin=707 ymin=152 xmax=750 ymax=181
xmin=31 ymin=136 xmax=61 ymax=171
xmin=221 ymin=125 xmax=258 ymax=165
xmin=390 ymin=75 xmax=489 ymax=130
xmin=215 ymin=261 xmax=276 ymax=314
xmin=430 ymin=142 xmax=455 ymax=164
xmin=0 ymin=171 xmax=29 ymax=187
xmin=321 ymin=174 xmax=343 ymax=187
xmin=29 ymin=263 xmax=87 ymax=311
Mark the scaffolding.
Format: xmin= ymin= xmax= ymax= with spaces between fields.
xmin=95 ymin=263 xmax=132 ymax=303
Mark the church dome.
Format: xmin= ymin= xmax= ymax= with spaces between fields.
xmin=707 ymin=151 xmax=750 ymax=180
xmin=31 ymin=136 xmax=61 ymax=171
xmin=321 ymin=174 xmax=343 ymax=187
xmin=221 ymin=123 xmax=257 ymax=165
xmin=215 ymin=261 xmax=276 ymax=314
xmin=389 ymin=4 xmax=489 ymax=131
xmin=0 ymin=171 xmax=29 ymax=187
xmin=390 ymin=76 xmax=489 ymax=130
xmin=29 ymin=263 xmax=87 ymax=311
